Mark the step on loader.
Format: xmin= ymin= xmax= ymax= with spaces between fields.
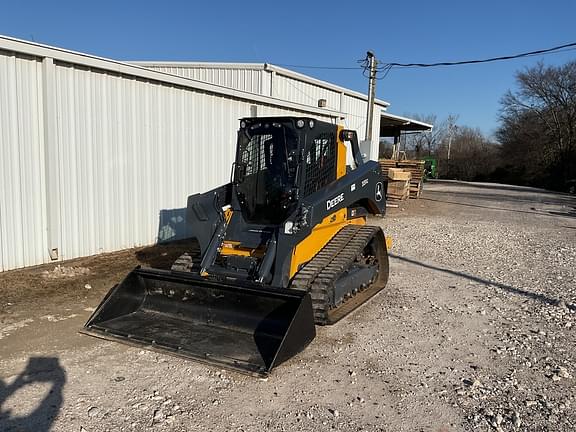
xmin=83 ymin=117 xmax=389 ymax=376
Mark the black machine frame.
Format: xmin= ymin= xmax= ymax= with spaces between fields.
xmin=184 ymin=117 xmax=386 ymax=288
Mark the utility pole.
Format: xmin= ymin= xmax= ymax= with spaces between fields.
xmin=447 ymin=129 xmax=453 ymax=160
xmin=447 ymin=116 xmax=457 ymax=160
xmin=364 ymin=51 xmax=377 ymax=142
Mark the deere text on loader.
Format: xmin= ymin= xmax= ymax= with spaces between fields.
xmin=83 ymin=117 xmax=389 ymax=376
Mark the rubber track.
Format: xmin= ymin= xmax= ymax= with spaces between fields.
xmin=171 ymin=244 xmax=202 ymax=272
xmin=290 ymin=224 xmax=385 ymax=325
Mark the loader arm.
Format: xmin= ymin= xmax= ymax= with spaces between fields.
xmin=184 ymin=183 xmax=232 ymax=257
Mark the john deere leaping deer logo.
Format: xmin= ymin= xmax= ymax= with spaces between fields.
xmin=375 ymin=182 xmax=383 ymax=202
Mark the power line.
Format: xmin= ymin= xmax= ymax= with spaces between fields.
xmin=383 ymin=41 xmax=576 ymax=68
xmin=274 ymin=63 xmax=360 ymax=70
xmin=273 ymin=41 xmax=576 ymax=72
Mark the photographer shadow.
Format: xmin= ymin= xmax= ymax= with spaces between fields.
xmin=0 ymin=357 xmax=66 ymax=432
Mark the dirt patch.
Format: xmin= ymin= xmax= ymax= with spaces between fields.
xmin=0 ymin=239 xmax=197 ymax=328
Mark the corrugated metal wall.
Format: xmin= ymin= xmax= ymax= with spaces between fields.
xmin=0 ymin=50 xmax=48 ymax=271
xmin=0 ymin=39 xmax=336 ymax=271
xmin=272 ymin=73 xmax=341 ymax=110
xmin=142 ymin=63 xmax=385 ymax=152
xmin=145 ymin=65 xmax=264 ymax=95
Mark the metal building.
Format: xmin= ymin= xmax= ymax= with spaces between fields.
xmin=0 ymin=35 xmax=427 ymax=271
xmin=132 ymin=62 xmax=389 ymax=149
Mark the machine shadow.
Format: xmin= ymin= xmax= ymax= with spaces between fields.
xmin=0 ymin=357 xmax=66 ymax=432
xmin=135 ymin=208 xmax=199 ymax=270
xmin=421 ymin=197 xmax=576 ymax=219
xmin=156 ymin=208 xmax=194 ymax=244
xmin=548 ymin=208 xmax=576 ymax=218
xmin=424 ymin=181 xmax=576 ymax=216
xmin=389 ymin=253 xmax=575 ymax=311
xmin=430 ymin=189 xmax=576 ymax=207
xmin=429 ymin=180 xmax=563 ymax=195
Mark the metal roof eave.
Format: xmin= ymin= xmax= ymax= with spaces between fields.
xmin=265 ymin=64 xmax=390 ymax=108
xmin=379 ymin=112 xmax=433 ymax=136
xmin=129 ymin=61 xmax=390 ymax=108
xmin=0 ymin=35 xmax=344 ymax=120
xmin=130 ymin=61 xmax=267 ymax=70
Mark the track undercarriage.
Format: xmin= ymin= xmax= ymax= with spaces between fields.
xmin=171 ymin=224 xmax=388 ymax=325
xmin=291 ymin=224 xmax=388 ymax=324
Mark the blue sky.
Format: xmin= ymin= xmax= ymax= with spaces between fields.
xmin=2 ymin=0 xmax=575 ymax=137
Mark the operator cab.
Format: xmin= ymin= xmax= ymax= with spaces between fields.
xmin=234 ymin=117 xmax=336 ymax=225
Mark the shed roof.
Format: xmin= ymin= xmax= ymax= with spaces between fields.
xmin=379 ymin=112 xmax=433 ymax=137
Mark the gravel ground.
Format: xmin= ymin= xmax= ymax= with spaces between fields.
xmin=0 ymin=180 xmax=575 ymax=432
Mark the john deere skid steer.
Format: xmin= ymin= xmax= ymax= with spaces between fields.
xmin=84 ymin=117 xmax=389 ymax=376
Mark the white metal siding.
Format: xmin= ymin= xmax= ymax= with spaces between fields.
xmin=272 ymin=74 xmax=342 ymax=110
xmin=139 ymin=63 xmax=385 ymax=148
xmin=0 ymin=38 xmax=336 ymax=271
xmin=145 ymin=65 xmax=264 ymax=95
xmin=0 ymin=51 xmax=48 ymax=271
xmin=341 ymin=94 xmax=368 ymax=129
xmin=51 ymin=64 xmax=333 ymax=261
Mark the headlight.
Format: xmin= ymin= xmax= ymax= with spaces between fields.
xmin=284 ymin=221 xmax=294 ymax=234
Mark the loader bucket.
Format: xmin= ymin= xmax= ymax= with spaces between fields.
xmin=83 ymin=267 xmax=315 ymax=376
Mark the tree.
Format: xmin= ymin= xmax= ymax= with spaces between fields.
xmin=403 ymin=113 xmax=454 ymax=157
xmin=439 ymin=126 xmax=500 ymax=180
xmin=498 ymin=61 xmax=576 ymax=189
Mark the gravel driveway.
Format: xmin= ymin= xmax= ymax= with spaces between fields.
xmin=1 ymin=180 xmax=575 ymax=432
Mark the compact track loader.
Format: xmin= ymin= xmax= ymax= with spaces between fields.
xmin=84 ymin=117 xmax=389 ymax=376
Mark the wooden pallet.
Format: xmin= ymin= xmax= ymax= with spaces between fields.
xmin=409 ymin=181 xmax=423 ymax=198
xmin=388 ymin=168 xmax=411 ymax=181
xmin=380 ymin=158 xmax=426 ymax=200
xmin=387 ymin=179 xmax=410 ymax=201
xmin=379 ymin=159 xmax=398 ymax=180
xmin=396 ymin=160 xmax=425 ymax=199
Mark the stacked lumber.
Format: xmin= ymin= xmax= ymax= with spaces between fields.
xmin=379 ymin=158 xmax=426 ymax=200
xmin=397 ymin=160 xmax=425 ymax=198
xmin=379 ymin=159 xmax=397 ymax=180
xmin=387 ymin=178 xmax=411 ymax=201
xmin=385 ymin=168 xmax=411 ymax=201
xmin=387 ymin=168 xmax=411 ymax=181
